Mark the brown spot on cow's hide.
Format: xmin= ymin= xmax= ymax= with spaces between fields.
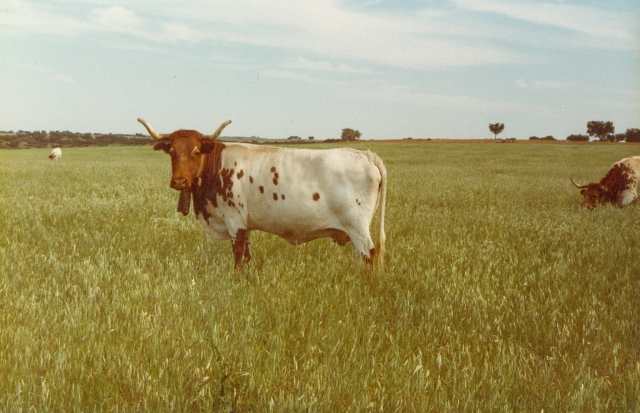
xmin=600 ymin=163 xmax=634 ymax=207
xmin=234 ymin=162 xmax=237 ymax=166
xmin=217 ymin=168 xmax=234 ymax=202
xmin=281 ymin=194 xmax=285 ymax=200
xmin=331 ymin=229 xmax=350 ymax=246
xmin=237 ymin=169 xmax=244 ymax=179
xmin=228 ymin=200 xmax=235 ymax=207
xmin=270 ymin=166 xmax=276 ymax=173
xmin=313 ymin=192 xmax=320 ymax=201
xmin=259 ymin=186 xmax=264 ymax=194
xmin=273 ymin=177 xmax=278 ymax=185
xmin=273 ymin=193 xmax=278 ymax=201
xmin=356 ymin=199 xmax=361 ymax=205
xmin=249 ymin=176 xmax=254 ymax=184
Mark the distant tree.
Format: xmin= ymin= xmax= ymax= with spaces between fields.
xmin=341 ymin=128 xmax=361 ymax=141
xmin=489 ymin=123 xmax=505 ymax=140
xmin=566 ymin=134 xmax=589 ymax=141
xmin=625 ymin=128 xmax=640 ymax=142
xmin=308 ymin=136 xmax=314 ymax=140
xmin=587 ymin=121 xmax=615 ymax=142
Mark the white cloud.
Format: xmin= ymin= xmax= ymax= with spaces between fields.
xmin=0 ymin=0 xmax=89 ymax=36
xmin=119 ymin=0 xmax=526 ymax=67
xmin=260 ymin=69 xmax=316 ymax=82
xmin=283 ymin=57 xmax=374 ymax=74
xmin=91 ymin=6 xmax=143 ymax=33
xmin=350 ymin=80 xmax=518 ymax=112
xmin=1 ymin=0 xmax=636 ymax=72
xmin=160 ymin=22 xmax=205 ymax=43
xmin=516 ymin=79 xmax=580 ymax=90
xmin=452 ymin=0 xmax=636 ymax=48
xmin=53 ymin=74 xmax=75 ymax=84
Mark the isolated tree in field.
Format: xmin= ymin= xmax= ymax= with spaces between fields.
xmin=341 ymin=128 xmax=361 ymax=141
xmin=489 ymin=123 xmax=505 ymax=140
xmin=586 ymin=121 xmax=615 ymax=142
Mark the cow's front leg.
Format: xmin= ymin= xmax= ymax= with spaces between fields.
xmin=231 ymin=229 xmax=248 ymax=269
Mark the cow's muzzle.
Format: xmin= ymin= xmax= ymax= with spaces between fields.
xmin=170 ymin=178 xmax=189 ymax=190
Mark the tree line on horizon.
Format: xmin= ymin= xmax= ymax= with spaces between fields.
xmin=0 ymin=128 xmax=365 ymax=149
xmin=3 ymin=121 xmax=640 ymax=150
xmin=0 ymin=130 xmax=153 ymax=150
xmin=489 ymin=121 xmax=640 ymax=142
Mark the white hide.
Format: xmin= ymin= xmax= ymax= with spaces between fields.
xmin=195 ymin=143 xmax=386 ymax=266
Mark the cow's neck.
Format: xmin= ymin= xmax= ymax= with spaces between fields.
xmin=190 ymin=141 xmax=226 ymax=221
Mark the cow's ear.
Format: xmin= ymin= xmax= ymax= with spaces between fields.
xmin=154 ymin=141 xmax=171 ymax=153
xmin=200 ymin=141 xmax=216 ymax=154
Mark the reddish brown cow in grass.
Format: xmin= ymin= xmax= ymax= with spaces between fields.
xmin=570 ymin=156 xmax=640 ymax=210
xmin=138 ymin=118 xmax=387 ymax=269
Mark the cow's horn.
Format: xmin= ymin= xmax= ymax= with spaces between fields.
xmin=203 ymin=120 xmax=232 ymax=141
xmin=137 ymin=118 xmax=169 ymax=140
xmin=569 ymin=177 xmax=588 ymax=189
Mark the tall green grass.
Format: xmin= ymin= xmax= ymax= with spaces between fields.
xmin=0 ymin=143 xmax=638 ymax=411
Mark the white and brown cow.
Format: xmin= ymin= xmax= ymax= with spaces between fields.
xmin=48 ymin=147 xmax=62 ymax=160
xmin=138 ymin=118 xmax=386 ymax=269
xmin=570 ymin=156 xmax=640 ymax=210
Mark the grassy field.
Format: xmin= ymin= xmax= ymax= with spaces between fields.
xmin=0 ymin=141 xmax=638 ymax=411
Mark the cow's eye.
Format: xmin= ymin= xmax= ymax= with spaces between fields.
xmin=191 ymin=147 xmax=201 ymax=157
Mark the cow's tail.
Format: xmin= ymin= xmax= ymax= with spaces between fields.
xmin=370 ymin=151 xmax=387 ymax=270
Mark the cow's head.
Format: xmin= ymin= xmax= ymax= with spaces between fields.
xmin=570 ymin=177 xmax=608 ymax=210
xmin=138 ymin=118 xmax=231 ymax=190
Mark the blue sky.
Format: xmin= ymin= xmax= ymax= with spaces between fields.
xmin=1 ymin=0 xmax=638 ymax=139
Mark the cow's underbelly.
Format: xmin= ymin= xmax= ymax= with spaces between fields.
xmin=246 ymin=203 xmax=357 ymax=245
xmin=272 ymin=227 xmax=350 ymax=245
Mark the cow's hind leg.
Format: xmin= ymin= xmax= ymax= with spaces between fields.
xmin=231 ymin=229 xmax=249 ymax=269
